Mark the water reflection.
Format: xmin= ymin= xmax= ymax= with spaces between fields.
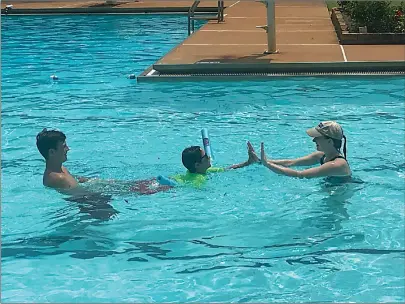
xmin=301 ymin=178 xmax=365 ymax=232
xmin=64 ymin=192 xmax=118 ymax=221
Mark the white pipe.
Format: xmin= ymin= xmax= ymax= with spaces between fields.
xmin=266 ymin=0 xmax=277 ymax=53
xmin=256 ymin=0 xmax=278 ymax=54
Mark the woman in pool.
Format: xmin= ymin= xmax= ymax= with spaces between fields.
xmin=259 ymin=121 xmax=351 ymax=179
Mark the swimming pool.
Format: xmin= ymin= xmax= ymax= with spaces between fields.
xmin=2 ymin=15 xmax=405 ymax=302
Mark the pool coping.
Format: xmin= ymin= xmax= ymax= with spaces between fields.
xmin=137 ymin=61 xmax=405 ymax=82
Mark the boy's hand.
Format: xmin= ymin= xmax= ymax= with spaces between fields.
xmin=247 ymin=141 xmax=260 ymax=164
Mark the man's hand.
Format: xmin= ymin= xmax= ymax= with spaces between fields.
xmin=247 ymin=141 xmax=260 ymax=164
xmin=77 ymin=176 xmax=90 ymax=183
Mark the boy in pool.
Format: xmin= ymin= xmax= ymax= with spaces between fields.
xmin=166 ymin=142 xmax=260 ymax=187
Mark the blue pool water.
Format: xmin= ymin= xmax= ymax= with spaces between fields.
xmin=2 ymin=15 xmax=405 ymax=302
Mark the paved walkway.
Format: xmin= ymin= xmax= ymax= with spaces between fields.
xmin=155 ymin=0 xmax=405 ymax=65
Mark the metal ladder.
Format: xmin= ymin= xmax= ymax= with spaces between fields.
xmin=188 ymin=0 xmax=225 ymax=36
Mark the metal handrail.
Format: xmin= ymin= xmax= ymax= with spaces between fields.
xmin=188 ymin=0 xmax=201 ymax=35
xmin=218 ymin=0 xmax=224 ymax=22
xmin=188 ymin=0 xmax=224 ymax=36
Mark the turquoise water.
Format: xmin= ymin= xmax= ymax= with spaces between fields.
xmin=2 ymin=15 xmax=405 ymax=303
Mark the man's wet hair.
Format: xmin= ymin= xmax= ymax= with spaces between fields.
xmin=36 ymin=128 xmax=66 ymax=159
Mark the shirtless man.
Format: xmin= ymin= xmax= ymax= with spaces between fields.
xmin=36 ymin=129 xmax=83 ymax=192
xmin=36 ymin=128 xmax=170 ymax=195
xmin=36 ymin=129 xmax=122 ymax=220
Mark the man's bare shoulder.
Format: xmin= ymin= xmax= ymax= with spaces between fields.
xmin=44 ymin=171 xmax=78 ymax=190
xmin=44 ymin=171 xmax=67 ymax=188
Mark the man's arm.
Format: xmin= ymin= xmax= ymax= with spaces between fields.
xmin=63 ymin=166 xmax=91 ymax=183
xmin=72 ymin=175 xmax=91 ymax=183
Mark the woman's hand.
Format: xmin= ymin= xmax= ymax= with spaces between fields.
xmin=261 ymin=142 xmax=268 ymax=166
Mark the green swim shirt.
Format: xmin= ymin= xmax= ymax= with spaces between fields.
xmin=172 ymin=167 xmax=225 ymax=188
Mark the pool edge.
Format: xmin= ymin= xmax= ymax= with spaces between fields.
xmin=137 ymin=61 xmax=405 ymax=82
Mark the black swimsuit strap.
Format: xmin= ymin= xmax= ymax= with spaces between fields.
xmin=320 ymin=155 xmax=326 ymax=165
xmin=320 ymin=155 xmax=346 ymax=165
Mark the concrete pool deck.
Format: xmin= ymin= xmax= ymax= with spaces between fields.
xmin=2 ymin=0 xmax=405 ymax=81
